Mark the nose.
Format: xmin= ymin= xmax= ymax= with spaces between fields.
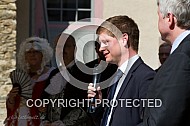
xmin=99 ymin=46 xmax=103 ymax=52
xmin=161 ymin=53 xmax=170 ymax=59
xmin=99 ymin=45 xmax=106 ymax=53
xmin=162 ymin=55 xmax=166 ymax=59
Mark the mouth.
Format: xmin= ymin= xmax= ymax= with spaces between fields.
xmin=103 ymin=52 xmax=109 ymax=58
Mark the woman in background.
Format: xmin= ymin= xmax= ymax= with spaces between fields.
xmin=5 ymin=37 xmax=54 ymax=126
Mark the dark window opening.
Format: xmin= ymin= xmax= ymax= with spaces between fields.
xmin=47 ymin=0 xmax=92 ymax=22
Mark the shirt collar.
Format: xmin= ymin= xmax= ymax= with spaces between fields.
xmin=118 ymin=54 xmax=139 ymax=75
xmin=170 ymin=30 xmax=190 ymax=54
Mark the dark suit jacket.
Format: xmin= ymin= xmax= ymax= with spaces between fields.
xmin=45 ymin=62 xmax=94 ymax=125
xmin=99 ymin=57 xmax=155 ymax=126
xmin=141 ymin=34 xmax=190 ymax=126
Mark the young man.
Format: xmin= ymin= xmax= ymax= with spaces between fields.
xmin=87 ymin=15 xmax=155 ymax=126
xmin=141 ymin=0 xmax=190 ymax=125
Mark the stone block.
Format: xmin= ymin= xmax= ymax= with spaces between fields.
xmin=1 ymin=0 xmax=16 ymax=4
xmin=0 ymin=10 xmax=16 ymax=20
xmin=7 ymin=3 xmax=16 ymax=10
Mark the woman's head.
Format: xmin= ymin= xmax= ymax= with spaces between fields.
xmin=17 ymin=37 xmax=53 ymax=73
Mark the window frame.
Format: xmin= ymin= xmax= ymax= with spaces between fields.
xmin=46 ymin=0 xmax=95 ymax=23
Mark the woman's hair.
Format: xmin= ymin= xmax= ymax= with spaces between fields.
xmin=157 ymin=0 xmax=190 ymax=29
xmin=17 ymin=37 xmax=53 ymax=73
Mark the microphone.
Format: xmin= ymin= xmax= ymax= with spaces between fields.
xmin=88 ymin=64 xmax=102 ymax=113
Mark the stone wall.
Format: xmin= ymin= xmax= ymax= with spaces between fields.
xmin=0 ymin=0 xmax=16 ymax=124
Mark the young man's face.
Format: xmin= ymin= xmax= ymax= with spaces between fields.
xmin=98 ymin=32 xmax=122 ymax=65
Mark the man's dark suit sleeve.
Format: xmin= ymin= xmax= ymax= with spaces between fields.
xmin=142 ymin=52 xmax=190 ymax=126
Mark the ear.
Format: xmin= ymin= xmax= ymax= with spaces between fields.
xmin=122 ymin=33 xmax=129 ymax=48
xmin=167 ymin=13 xmax=175 ymax=29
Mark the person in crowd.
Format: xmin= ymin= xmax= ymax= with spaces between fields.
xmin=87 ymin=15 xmax=155 ymax=126
xmin=140 ymin=0 xmax=190 ymax=125
xmin=42 ymin=33 xmax=93 ymax=126
xmin=5 ymin=37 xmax=54 ymax=126
xmin=155 ymin=42 xmax=171 ymax=72
xmin=85 ymin=41 xmax=106 ymax=66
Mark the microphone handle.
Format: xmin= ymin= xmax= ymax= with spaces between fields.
xmin=88 ymin=73 xmax=101 ymax=113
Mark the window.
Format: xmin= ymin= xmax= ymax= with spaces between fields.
xmin=47 ymin=0 xmax=92 ymax=22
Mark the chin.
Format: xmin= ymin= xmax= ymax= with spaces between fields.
xmin=106 ymin=58 xmax=112 ymax=63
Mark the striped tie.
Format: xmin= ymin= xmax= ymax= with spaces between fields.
xmin=101 ymin=69 xmax=123 ymax=126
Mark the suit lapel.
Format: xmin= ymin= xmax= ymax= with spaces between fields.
xmin=111 ymin=58 xmax=143 ymax=114
xmin=117 ymin=57 xmax=143 ymax=98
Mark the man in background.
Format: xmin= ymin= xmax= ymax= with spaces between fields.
xmin=155 ymin=42 xmax=171 ymax=72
